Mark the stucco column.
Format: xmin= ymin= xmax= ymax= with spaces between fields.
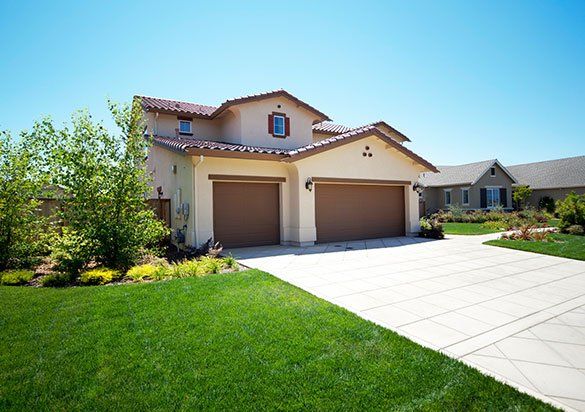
xmin=406 ymin=185 xmax=420 ymax=235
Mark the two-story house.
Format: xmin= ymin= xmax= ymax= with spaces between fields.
xmin=141 ymin=90 xmax=437 ymax=248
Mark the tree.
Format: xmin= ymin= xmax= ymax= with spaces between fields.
xmin=36 ymin=99 xmax=168 ymax=270
xmin=0 ymin=131 xmax=48 ymax=270
xmin=556 ymin=192 xmax=585 ymax=231
xmin=513 ymin=185 xmax=532 ymax=209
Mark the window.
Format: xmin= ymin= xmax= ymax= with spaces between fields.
xmin=273 ymin=115 xmax=285 ymax=136
xmin=444 ymin=189 xmax=452 ymax=206
xmin=461 ymin=188 xmax=470 ymax=205
xmin=179 ymin=120 xmax=192 ymax=134
xmin=486 ymin=187 xmax=500 ymax=208
xmin=490 ymin=167 xmax=496 ymax=177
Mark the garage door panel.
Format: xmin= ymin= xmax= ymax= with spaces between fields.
xmin=213 ymin=182 xmax=280 ymax=248
xmin=315 ymin=184 xmax=405 ymax=243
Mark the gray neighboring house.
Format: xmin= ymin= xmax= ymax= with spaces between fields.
xmin=508 ymin=155 xmax=585 ymax=206
xmin=419 ymin=159 xmax=517 ymax=214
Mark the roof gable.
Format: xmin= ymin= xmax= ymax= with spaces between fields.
xmin=420 ymin=159 xmax=517 ymax=187
xmin=137 ymin=89 xmax=331 ymax=123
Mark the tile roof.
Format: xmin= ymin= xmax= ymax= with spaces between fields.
xmin=419 ymin=159 xmax=503 ymax=187
xmin=151 ymin=127 xmax=437 ymax=172
xmin=152 ymin=136 xmax=289 ymax=155
xmin=312 ymin=122 xmax=353 ymax=135
xmin=508 ymin=156 xmax=585 ymax=189
xmin=137 ymin=89 xmax=331 ymax=122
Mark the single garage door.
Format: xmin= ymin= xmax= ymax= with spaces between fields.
xmin=213 ymin=182 xmax=280 ymax=248
xmin=315 ymin=183 xmax=405 ymax=243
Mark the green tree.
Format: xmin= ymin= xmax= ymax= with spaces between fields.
xmin=0 ymin=131 xmax=48 ymax=270
xmin=513 ymin=185 xmax=533 ymax=209
xmin=556 ymin=192 xmax=585 ymax=231
xmin=36 ymin=99 xmax=168 ymax=270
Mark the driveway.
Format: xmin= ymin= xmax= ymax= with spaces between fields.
xmin=229 ymin=235 xmax=585 ymax=411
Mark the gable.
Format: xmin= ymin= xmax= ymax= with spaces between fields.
xmin=474 ymin=162 xmax=516 ymax=187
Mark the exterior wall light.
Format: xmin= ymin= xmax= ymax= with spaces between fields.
xmin=413 ymin=182 xmax=424 ymax=194
xmin=305 ymin=177 xmax=313 ymax=192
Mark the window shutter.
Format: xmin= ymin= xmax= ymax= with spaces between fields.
xmin=268 ymin=114 xmax=274 ymax=134
xmin=500 ymin=188 xmax=508 ymax=207
xmin=480 ymin=188 xmax=487 ymax=208
xmin=285 ymin=116 xmax=290 ymax=137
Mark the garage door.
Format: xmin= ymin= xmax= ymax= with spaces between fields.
xmin=213 ymin=182 xmax=280 ymax=248
xmin=315 ymin=184 xmax=405 ymax=243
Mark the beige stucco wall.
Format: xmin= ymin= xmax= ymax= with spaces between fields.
xmin=421 ymin=163 xmax=515 ymax=213
xmin=525 ymin=186 xmax=585 ymax=207
xmin=146 ymin=145 xmax=196 ymax=243
xmin=145 ymin=113 xmax=222 ymax=140
xmin=149 ymin=133 xmax=428 ymax=247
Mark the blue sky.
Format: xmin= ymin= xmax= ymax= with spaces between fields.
xmin=1 ymin=0 xmax=584 ymax=165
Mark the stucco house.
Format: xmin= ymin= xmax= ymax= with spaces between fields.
xmin=419 ymin=159 xmax=516 ymax=214
xmin=140 ymin=90 xmax=437 ymax=248
xmin=508 ymin=156 xmax=585 ymax=206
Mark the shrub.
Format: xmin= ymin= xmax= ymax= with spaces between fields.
xmin=419 ymin=218 xmax=444 ymax=239
xmin=447 ymin=204 xmax=464 ymax=220
xmin=566 ymin=225 xmax=584 ymax=236
xmin=127 ymin=264 xmax=166 ymax=281
xmin=167 ymin=260 xmax=201 ymax=278
xmin=51 ymin=228 xmax=96 ymax=275
xmin=80 ymin=268 xmax=121 ymax=285
xmin=539 ymin=196 xmax=556 ymax=214
xmin=40 ymin=273 xmax=74 ymax=287
xmin=199 ymin=256 xmax=225 ymax=274
xmin=513 ymin=185 xmax=532 ymax=209
xmin=557 ymin=192 xmax=585 ymax=230
xmin=0 ymin=269 xmax=35 ymax=286
xmin=481 ymin=221 xmax=506 ymax=231
xmin=222 ymin=255 xmax=239 ymax=270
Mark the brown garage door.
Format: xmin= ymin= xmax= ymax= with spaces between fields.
xmin=213 ymin=182 xmax=280 ymax=248
xmin=315 ymin=184 xmax=405 ymax=243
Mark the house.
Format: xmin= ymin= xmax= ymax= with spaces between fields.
xmin=139 ymin=89 xmax=437 ymax=248
xmin=507 ymin=156 xmax=585 ymax=206
xmin=418 ymin=159 xmax=516 ymax=214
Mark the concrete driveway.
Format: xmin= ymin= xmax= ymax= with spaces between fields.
xmin=229 ymin=235 xmax=585 ymax=411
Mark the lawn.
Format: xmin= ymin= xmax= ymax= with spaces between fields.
xmin=443 ymin=222 xmax=503 ymax=235
xmin=0 ymin=271 xmax=553 ymax=410
xmin=485 ymin=233 xmax=585 ymax=261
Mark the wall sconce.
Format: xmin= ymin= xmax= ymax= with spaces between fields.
xmin=412 ymin=182 xmax=424 ymax=194
xmin=305 ymin=177 xmax=313 ymax=192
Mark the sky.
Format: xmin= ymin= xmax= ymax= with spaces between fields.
xmin=0 ymin=0 xmax=584 ymax=166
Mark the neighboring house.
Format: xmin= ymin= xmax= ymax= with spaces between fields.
xmin=508 ymin=156 xmax=585 ymax=206
xmin=140 ymin=89 xmax=437 ymax=248
xmin=419 ymin=159 xmax=516 ymax=213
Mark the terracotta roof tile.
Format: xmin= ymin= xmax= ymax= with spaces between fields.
xmin=137 ymin=89 xmax=330 ymax=121
xmin=152 ymin=136 xmax=289 ymax=155
xmin=312 ymin=122 xmax=353 ymax=135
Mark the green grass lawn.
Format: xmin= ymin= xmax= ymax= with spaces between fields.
xmin=443 ymin=222 xmax=503 ymax=235
xmin=547 ymin=218 xmax=561 ymax=227
xmin=0 ymin=271 xmax=553 ymax=410
xmin=485 ymin=233 xmax=585 ymax=261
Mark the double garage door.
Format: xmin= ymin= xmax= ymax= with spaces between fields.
xmin=212 ymin=181 xmax=405 ymax=248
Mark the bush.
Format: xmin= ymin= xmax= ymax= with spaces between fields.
xmin=419 ymin=218 xmax=444 ymax=239
xmin=80 ymin=268 xmax=121 ymax=285
xmin=0 ymin=269 xmax=35 ymax=286
xmin=481 ymin=221 xmax=506 ymax=231
xmin=566 ymin=225 xmax=584 ymax=236
xmin=50 ymin=228 xmax=96 ymax=274
xmin=557 ymin=192 xmax=585 ymax=230
xmin=126 ymin=264 xmax=166 ymax=281
xmin=222 ymin=255 xmax=239 ymax=270
xmin=199 ymin=256 xmax=226 ymax=274
xmin=539 ymin=196 xmax=556 ymax=214
xmin=40 ymin=273 xmax=74 ymax=287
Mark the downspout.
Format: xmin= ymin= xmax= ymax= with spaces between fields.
xmin=191 ymin=154 xmax=204 ymax=246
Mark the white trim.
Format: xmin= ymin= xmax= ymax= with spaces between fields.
xmin=273 ymin=115 xmax=285 ymax=136
xmin=471 ymin=159 xmax=518 ymax=185
xmin=443 ymin=188 xmax=452 ymax=206
xmin=461 ymin=187 xmax=470 ymax=205
xmin=178 ymin=119 xmax=192 ymax=134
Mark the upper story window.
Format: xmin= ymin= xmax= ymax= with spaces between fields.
xmin=268 ymin=112 xmax=290 ymax=138
xmin=490 ymin=167 xmax=496 ymax=177
xmin=178 ymin=119 xmax=192 ymax=135
xmin=273 ymin=115 xmax=285 ymax=136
